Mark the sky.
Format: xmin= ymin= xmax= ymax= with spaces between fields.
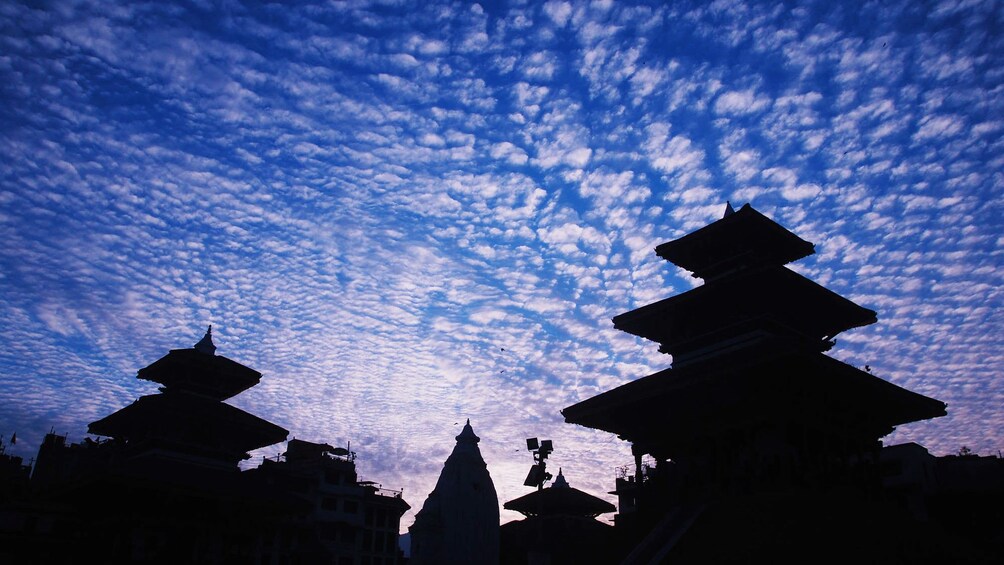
xmin=1 ymin=0 xmax=1001 ymax=530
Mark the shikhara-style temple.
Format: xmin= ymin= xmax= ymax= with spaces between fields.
xmin=562 ymin=203 xmax=965 ymax=562
xmin=409 ymin=420 xmax=500 ymax=565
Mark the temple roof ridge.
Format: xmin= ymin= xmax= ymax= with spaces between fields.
xmin=136 ymin=326 xmax=262 ymax=401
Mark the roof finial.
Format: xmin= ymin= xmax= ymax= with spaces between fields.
xmin=456 ymin=419 xmax=480 ymax=444
xmin=723 ymin=201 xmax=736 ymax=217
xmin=552 ymin=467 xmax=569 ymax=488
xmin=194 ymin=325 xmax=216 ymax=355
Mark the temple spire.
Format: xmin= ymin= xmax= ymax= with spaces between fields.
xmin=194 ymin=325 xmax=216 ymax=355
xmin=410 ymin=420 xmax=499 ymax=565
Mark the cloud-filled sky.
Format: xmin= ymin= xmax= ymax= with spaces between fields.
xmin=1 ymin=0 xmax=1001 ymax=529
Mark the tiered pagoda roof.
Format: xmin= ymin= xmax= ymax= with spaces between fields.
xmin=563 ymin=203 xmax=946 ymax=455
xmin=504 ymin=469 xmax=615 ymax=518
xmin=88 ymin=391 xmax=288 ymax=459
xmin=654 ymin=203 xmax=814 ymax=280
xmin=561 ymin=348 xmax=946 ymax=457
xmin=613 ymin=265 xmax=877 ymax=362
xmin=88 ymin=327 xmax=288 ymax=467
xmin=136 ymin=326 xmax=263 ymax=400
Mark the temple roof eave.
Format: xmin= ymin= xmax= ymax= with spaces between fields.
xmin=561 ymin=351 xmax=946 ymax=449
xmin=87 ymin=392 xmax=289 ymax=452
xmin=503 ymin=486 xmax=616 ymax=517
xmin=137 ymin=349 xmax=263 ymax=400
xmin=612 ymin=266 xmax=878 ymax=350
xmin=654 ymin=204 xmax=815 ymax=278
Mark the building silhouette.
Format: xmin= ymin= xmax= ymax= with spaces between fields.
xmin=500 ymin=468 xmax=618 ymax=565
xmin=246 ymin=438 xmax=410 ymax=564
xmin=1 ymin=327 xmax=408 ymax=564
xmin=880 ymin=443 xmax=1004 ymax=555
xmin=409 ymin=419 xmax=500 ymax=565
xmin=561 ymin=203 xmax=984 ymax=563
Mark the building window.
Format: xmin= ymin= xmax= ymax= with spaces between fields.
xmin=343 ymin=500 xmax=358 ymax=514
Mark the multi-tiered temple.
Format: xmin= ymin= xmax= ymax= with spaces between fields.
xmin=88 ymin=326 xmax=288 ymax=470
xmin=562 ymin=204 xmax=947 ymax=560
xmin=17 ymin=328 xmax=410 ymax=563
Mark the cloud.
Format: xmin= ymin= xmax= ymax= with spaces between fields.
xmin=543 ymin=1 xmax=574 ymax=27
xmin=713 ymin=89 xmax=771 ymax=115
xmin=490 ymin=142 xmax=530 ymax=165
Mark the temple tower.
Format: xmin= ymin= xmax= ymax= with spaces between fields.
xmin=409 ymin=420 xmax=500 ymax=565
xmin=562 ymin=204 xmax=947 ymax=559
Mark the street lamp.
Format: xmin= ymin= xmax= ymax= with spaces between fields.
xmin=522 ymin=437 xmax=553 ymax=490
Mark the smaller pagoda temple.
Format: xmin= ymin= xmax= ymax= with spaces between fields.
xmin=500 ymin=468 xmax=618 ymax=565
xmin=19 ymin=327 xmax=295 ymax=562
xmin=88 ymin=326 xmax=288 ymax=471
xmin=5 ymin=327 xmax=417 ymax=564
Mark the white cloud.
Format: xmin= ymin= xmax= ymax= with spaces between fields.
xmin=781 ymin=183 xmax=821 ymax=201
xmin=543 ymin=1 xmax=574 ymax=27
xmin=713 ymin=89 xmax=771 ymax=115
xmin=490 ymin=142 xmax=530 ymax=165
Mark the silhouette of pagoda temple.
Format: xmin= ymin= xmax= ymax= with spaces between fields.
xmin=562 ymin=204 xmax=949 ymax=562
xmin=8 ymin=327 xmax=412 ymax=564
xmin=14 ymin=327 xmax=296 ymax=562
xmin=87 ymin=326 xmax=288 ymax=470
xmin=500 ymin=468 xmax=618 ymax=565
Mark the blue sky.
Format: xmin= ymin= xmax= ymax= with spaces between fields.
xmin=1 ymin=0 xmax=1001 ymax=528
